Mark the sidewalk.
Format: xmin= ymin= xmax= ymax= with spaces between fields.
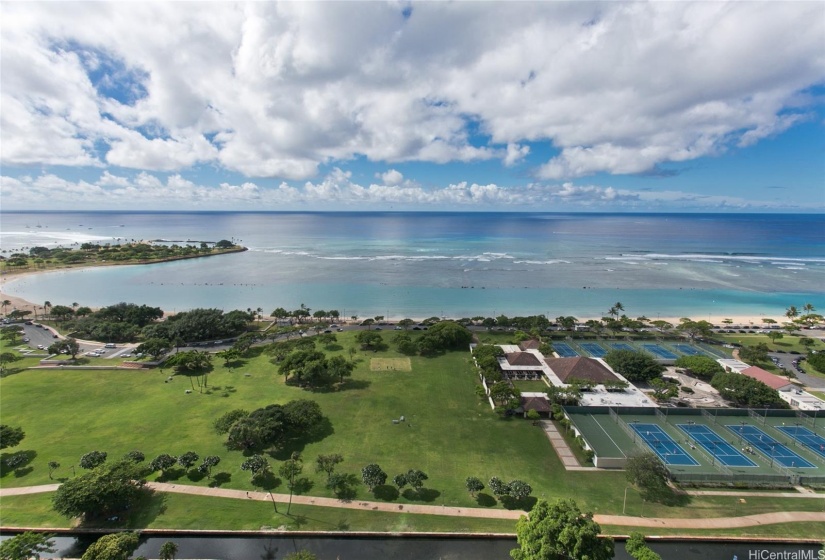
xmin=539 ymin=420 xmax=599 ymax=471
xmin=3 ymin=483 xmax=824 ymax=529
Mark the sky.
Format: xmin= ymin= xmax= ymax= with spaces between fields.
xmin=1 ymin=1 xmax=824 ymax=212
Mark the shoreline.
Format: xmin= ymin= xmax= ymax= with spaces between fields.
xmin=1 ymin=277 xmax=789 ymax=327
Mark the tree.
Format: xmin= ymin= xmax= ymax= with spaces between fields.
xmin=315 ymin=453 xmax=344 ymax=480
xmin=177 ymin=451 xmax=199 ymax=473
xmin=625 ymin=452 xmax=670 ymax=501
xmin=603 ymin=350 xmax=665 ymax=382
xmin=710 ymin=372 xmax=788 ymax=408
xmin=392 ymin=473 xmax=408 ymax=490
xmin=327 ymin=355 xmax=355 ymax=384
xmin=401 ymin=469 xmax=427 ymax=495
xmin=511 ymin=498 xmax=613 ymax=560
xmin=0 ymin=299 xmax=10 ymax=316
xmin=799 ymin=337 xmax=815 ymax=351
xmin=489 ymin=476 xmax=509 ymax=498
xmin=355 ymin=330 xmax=383 ymax=349
xmin=47 ymin=338 xmax=80 ymax=359
xmin=0 ymin=352 xmax=22 ymax=374
xmin=361 ymin=463 xmax=388 ymax=491
xmin=241 ymin=454 xmax=270 ymax=482
xmin=490 ymin=382 xmax=520 ymax=408
xmin=79 ymin=450 xmax=108 ymax=470
xmin=149 ymin=454 xmax=178 ymax=477
xmin=50 ymin=305 xmax=75 ymax=321
xmin=326 ymin=472 xmax=355 ymax=498
xmin=81 ymin=532 xmax=139 ymax=560
xmin=123 ymin=450 xmax=145 ymax=463
xmin=416 ymin=321 xmax=472 ymax=355
xmin=786 ymin=306 xmax=799 ymax=321
xmin=673 ymin=356 xmax=725 ymax=381
xmin=159 ymin=541 xmax=179 ymax=560
xmin=675 ymin=319 xmax=713 ymax=341
xmin=198 ymin=455 xmax=221 ymax=478
xmin=465 ymin=476 xmax=484 ymax=498
xmin=507 ymin=480 xmax=533 ymax=502
xmin=213 ymin=409 xmax=249 ymax=434
xmin=808 ymin=353 xmax=825 ymax=374
xmin=0 ymin=531 xmax=56 ymax=560
xmin=52 ymin=460 xmax=145 ymax=519
xmin=215 ymin=239 xmax=234 ymax=249
xmin=279 ymin=452 xmax=303 ymax=514
xmin=47 ymin=460 xmax=60 ymax=480
xmin=767 ymin=331 xmax=784 ymax=344
xmin=649 ymin=378 xmax=678 ymax=402
xmin=136 ymin=338 xmax=171 ymax=360
xmin=739 ymin=343 xmax=770 ymax=365
xmin=625 ymin=532 xmax=662 ymax=560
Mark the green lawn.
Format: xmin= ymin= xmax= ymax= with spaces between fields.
xmin=2 ymin=331 xmax=824 ymax=533
xmin=715 ymin=333 xmax=825 ymax=354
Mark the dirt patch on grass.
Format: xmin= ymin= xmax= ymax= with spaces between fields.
xmin=370 ymin=358 xmax=412 ymax=372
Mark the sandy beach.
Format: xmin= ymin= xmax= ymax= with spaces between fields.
xmin=1 ymin=268 xmax=788 ymax=326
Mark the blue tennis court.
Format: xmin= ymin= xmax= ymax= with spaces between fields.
xmin=678 ymin=424 xmax=757 ymax=467
xmin=775 ymin=425 xmax=825 ymax=460
xmin=580 ymin=342 xmax=607 ymax=357
xmin=642 ymin=343 xmax=678 ymax=360
xmin=553 ymin=342 xmax=579 ymax=357
xmin=610 ymin=342 xmax=634 ymax=351
xmin=630 ymin=423 xmax=699 ymax=466
xmin=726 ymin=425 xmax=816 ymax=469
xmin=673 ymin=344 xmax=705 ymax=356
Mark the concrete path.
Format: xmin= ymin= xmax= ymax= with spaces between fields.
xmin=539 ymin=420 xmax=599 ymax=471
xmin=4 ymin=483 xmax=825 ymax=529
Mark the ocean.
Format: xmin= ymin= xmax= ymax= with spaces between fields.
xmin=1 ymin=211 xmax=823 ymax=320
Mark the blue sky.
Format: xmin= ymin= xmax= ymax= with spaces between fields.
xmin=1 ymin=1 xmax=823 ymax=212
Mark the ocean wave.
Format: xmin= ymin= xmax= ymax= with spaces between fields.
xmin=610 ymin=253 xmax=825 ymax=264
xmin=0 ymin=231 xmax=112 ymax=245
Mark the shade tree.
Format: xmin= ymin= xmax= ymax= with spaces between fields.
xmin=52 ymin=460 xmax=146 ymax=519
xmin=81 ymin=532 xmax=139 ymax=560
xmin=315 ymin=453 xmax=344 ymax=480
xmin=361 ymin=463 xmax=388 ymax=492
xmin=604 ymin=350 xmax=665 ymax=382
xmin=510 ymin=498 xmax=614 ymax=560
xmin=0 ymin=531 xmax=56 ymax=560
xmin=79 ymin=451 xmax=108 ymax=470
xmin=0 ymin=425 xmax=25 ymax=449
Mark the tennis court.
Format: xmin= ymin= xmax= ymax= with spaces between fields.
xmin=630 ymin=422 xmax=699 ymax=466
xmin=678 ymin=423 xmax=757 ymax=467
xmin=610 ymin=342 xmax=635 ymax=351
xmin=726 ymin=424 xmax=816 ymax=469
xmin=673 ymin=344 xmax=705 ymax=356
xmin=775 ymin=426 xmax=825 ymax=460
xmin=553 ymin=342 xmax=579 ymax=357
xmin=642 ymin=343 xmax=678 ymax=360
xmin=580 ymin=342 xmax=607 ymax=357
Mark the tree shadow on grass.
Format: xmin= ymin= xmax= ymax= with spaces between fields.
xmin=501 ymin=496 xmax=538 ymax=511
xmin=209 ymin=472 xmax=231 ymax=487
xmin=271 ymin=418 xmax=335 ymax=460
xmin=0 ymin=367 xmax=28 ymax=379
xmin=0 ymin=450 xmax=37 ymax=478
xmin=324 ymin=344 xmax=343 ymax=352
xmin=253 ymin=471 xmax=282 ymax=492
xmin=372 ymin=484 xmax=399 ymax=502
xmin=76 ymin=488 xmax=167 ymax=530
xmin=156 ymin=467 xmax=185 ymax=482
xmin=291 ymin=477 xmax=313 ymax=495
xmin=401 ymin=488 xmax=440 ymax=502
xmin=186 ymin=470 xmax=207 ymax=483
xmin=475 ymin=493 xmax=497 ymax=507
xmin=645 ymin=486 xmax=692 ymax=507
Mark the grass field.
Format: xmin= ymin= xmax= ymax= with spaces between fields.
xmin=369 ymin=357 xmax=412 ymax=371
xmin=2 ymin=330 xmax=824 ymax=534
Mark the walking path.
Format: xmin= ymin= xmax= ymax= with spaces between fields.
xmin=3 ymin=483 xmax=824 ymax=529
xmin=539 ymin=420 xmax=599 ymax=471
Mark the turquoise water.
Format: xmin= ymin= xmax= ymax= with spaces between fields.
xmin=2 ymin=211 xmax=823 ymax=319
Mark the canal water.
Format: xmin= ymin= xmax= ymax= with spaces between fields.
xmin=2 ymin=533 xmax=822 ymax=559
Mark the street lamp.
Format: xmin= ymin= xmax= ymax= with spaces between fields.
xmin=623 ymin=486 xmax=630 ymax=514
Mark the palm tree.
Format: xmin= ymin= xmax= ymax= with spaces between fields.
xmin=43 ymin=301 xmax=52 ymax=320
xmin=1 ymin=300 xmax=10 ymax=316
xmin=803 ymin=303 xmax=816 ymax=315
xmin=159 ymin=540 xmax=179 ymax=560
xmin=785 ymin=306 xmax=799 ymax=321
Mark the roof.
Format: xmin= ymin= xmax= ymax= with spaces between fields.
xmin=740 ymin=366 xmax=794 ymax=390
xmin=506 ymin=352 xmax=542 ymax=366
xmin=545 ymin=357 xmax=620 ymax=384
xmin=519 ymin=340 xmax=541 ymax=351
xmin=520 ymin=395 xmax=551 ymax=412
